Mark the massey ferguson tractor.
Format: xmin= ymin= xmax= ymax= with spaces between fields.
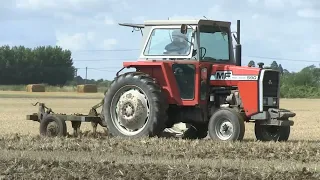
xmin=100 ymin=18 xmax=296 ymax=141
xmin=27 ymin=18 xmax=296 ymax=141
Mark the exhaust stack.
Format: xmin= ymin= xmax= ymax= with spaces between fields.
xmin=235 ymin=20 xmax=241 ymax=66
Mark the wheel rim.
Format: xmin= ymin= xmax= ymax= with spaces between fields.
xmin=261 ymin=126 xmax=280 ymax=139
xmin=110 ymin=85 xmax=150 ymax=136
xmin=47 ymin=121 xmax=59 ymax=137
xmin=215 ymin=118 xmax=234 ymax=140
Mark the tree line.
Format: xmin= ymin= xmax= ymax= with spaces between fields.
xmin=248 ymin=60 xmax=320 ymax=98
xmin=0 ymin=45 xmax=75 ymax=85
xmin=67 ymin=76 xmax=111 ymax=87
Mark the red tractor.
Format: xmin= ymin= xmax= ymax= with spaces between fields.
xmin=101 ymin=19 xmax=296 ymax=141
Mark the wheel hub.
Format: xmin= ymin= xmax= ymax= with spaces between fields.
xmin=262 ymin=126 xmax=280 ymax=138
xmin=216 ymin=120 xmax=233 ymax=140
xmin=47 ymin=122 xmax=58 ymax=136
xmin=122 ymin=103 xmax=135 ymax=116
xmin=115 ymin=88 xmax=149 ymax=133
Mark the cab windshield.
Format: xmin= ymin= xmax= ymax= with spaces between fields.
xmin=199 ymin=25 xmax=230 ymax=61
xmin=143 ymin=28 xmax=193 ymax=56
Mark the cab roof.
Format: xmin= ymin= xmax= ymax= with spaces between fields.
xmin=119 ymin=19 xmax=231 ymax=29
xmin=144 ymin=19 xmax=231 ymax=26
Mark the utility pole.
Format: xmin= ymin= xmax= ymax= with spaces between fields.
xmin=85 ymin=67 xmax=87 ymax=84
xmin=74 ymin=68 xmax=78 ymax=77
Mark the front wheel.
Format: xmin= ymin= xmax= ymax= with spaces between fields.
xmin=254 ymin=122 xmax=290 ymax=142
xmin=208 ymin=108 xmax=245 ymax=141
xmin=103 ymin=72 xmax=168 ymax=138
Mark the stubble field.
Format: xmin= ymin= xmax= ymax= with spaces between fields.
xmin=1 ymin=91 xmax=320 ymax=179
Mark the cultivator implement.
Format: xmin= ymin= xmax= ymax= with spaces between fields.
xmin=26 ymin=101 xmax=104 ymax=137
xmin=26 ymin=101 xmax=187 ymax=138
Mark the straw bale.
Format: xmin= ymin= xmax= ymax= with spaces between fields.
xmin=77 ymin=84 xmax=98 ymax=93
xmin=26 ymin=84 xmax=45 ymax=92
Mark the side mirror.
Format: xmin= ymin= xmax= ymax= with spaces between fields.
xmin=180 ymin=24 xmax=188 ymax=34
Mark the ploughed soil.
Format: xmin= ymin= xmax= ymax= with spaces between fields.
xmin=1 ymin=133 xmax=320 ymax=179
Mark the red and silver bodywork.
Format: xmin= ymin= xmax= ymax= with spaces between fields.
xmin=119 ymin=18 xmax=295 ymax=127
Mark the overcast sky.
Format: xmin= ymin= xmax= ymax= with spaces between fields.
xmin=1 ymin=0 xmax=319 ymax=80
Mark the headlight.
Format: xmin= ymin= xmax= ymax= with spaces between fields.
xmin=263 ymin=98 xmax=267 ymax=105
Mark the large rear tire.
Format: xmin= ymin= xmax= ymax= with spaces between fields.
xmin=103 ymin=72 xmax=168 ymax=138
xmin=254 ymin=122 xmax=290 ymax=142
xmin=208 ymin=108 xmax=245 ymax=141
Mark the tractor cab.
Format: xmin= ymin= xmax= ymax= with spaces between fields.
xmin=119 ymin=19 xmax=241 ymax=66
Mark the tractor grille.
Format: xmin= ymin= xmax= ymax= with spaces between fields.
xmin=262 ymin=70 xmax=279 ymax=97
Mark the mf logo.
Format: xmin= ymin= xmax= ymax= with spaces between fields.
xmin=210 ymin=71 xmax=258 ymax=81
xmin=215 ymin=71 xmax=232 ymax=79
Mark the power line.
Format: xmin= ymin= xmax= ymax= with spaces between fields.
xmin=73 ymin=49 xmax=139 ymax=52
xmin=89 ymin=68 xmax=118 ymax=72
xmin=68 ymin=47 xmax=318 ymax=63
xmin=73 ymin=58 xmax=134 ymax=62
xmin=244 ymin=55 xmax=320 ymax=63
xmin=73 ymin=56 xmax=320 ymax=63
xmin=0 ymin=66 xmax=122 ymax=70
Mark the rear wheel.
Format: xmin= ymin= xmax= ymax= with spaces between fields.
xmin=103 ymin=72 xmax=168 ymax=138
xmin=254 ymin=122 xmax=290 ymax=142
xmin=208 ymin=108 xmax=245 ymax=141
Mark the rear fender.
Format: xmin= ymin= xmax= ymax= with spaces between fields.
xmin=123 ymin=61 xmax=200 ymax=106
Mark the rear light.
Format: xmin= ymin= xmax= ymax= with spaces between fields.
xmin=201 ymin=68 xmax=207 ymax=80
xmin=273 ymin=98 xmax=278 ymax=105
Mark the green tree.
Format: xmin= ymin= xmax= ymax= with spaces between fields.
xmin=270 ymin=61 xmax=279 ymax=70
xmin=0 ymin=45 xmax=75 ymax=85
xmin=278 ymin=64 xmax=284 ymax=75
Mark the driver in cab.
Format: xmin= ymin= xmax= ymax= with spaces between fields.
xmin=163 ymin=30 xmax=190 ymax=55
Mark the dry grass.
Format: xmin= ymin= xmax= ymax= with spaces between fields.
xmin=0 ymin=95 xmax=318 ymax=140
xmin=1 ymin=93 xmax=320 ymax=179
xmin=1 ymin=134 xmax=320 ymax=179
xmin=2 ymin=154 xmax=317 ymax=179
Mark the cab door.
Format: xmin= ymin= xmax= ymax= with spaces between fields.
xmin=172 ymin=63 xmax=196 ymax=100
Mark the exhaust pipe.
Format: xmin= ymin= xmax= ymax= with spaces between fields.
xmin=235 ymin=20 xmax=242 ymax=66
xmin=237 ymin=20 xmax=240 ymax=44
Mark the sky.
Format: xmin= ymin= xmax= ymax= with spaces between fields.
xmin=1 ymin=0 xmax=320 ymax=80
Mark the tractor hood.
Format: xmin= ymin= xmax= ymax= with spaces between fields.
xmin=208 ymin=64 xmax=263 ymax=116
xmin=210 ymin=64 xmax=260 ymax=81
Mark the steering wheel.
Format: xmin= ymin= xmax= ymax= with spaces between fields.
xmin=199 ymin=47 xmax=206 ymax=59
xmin=203 ymin=57 xmax=217 ymax=61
